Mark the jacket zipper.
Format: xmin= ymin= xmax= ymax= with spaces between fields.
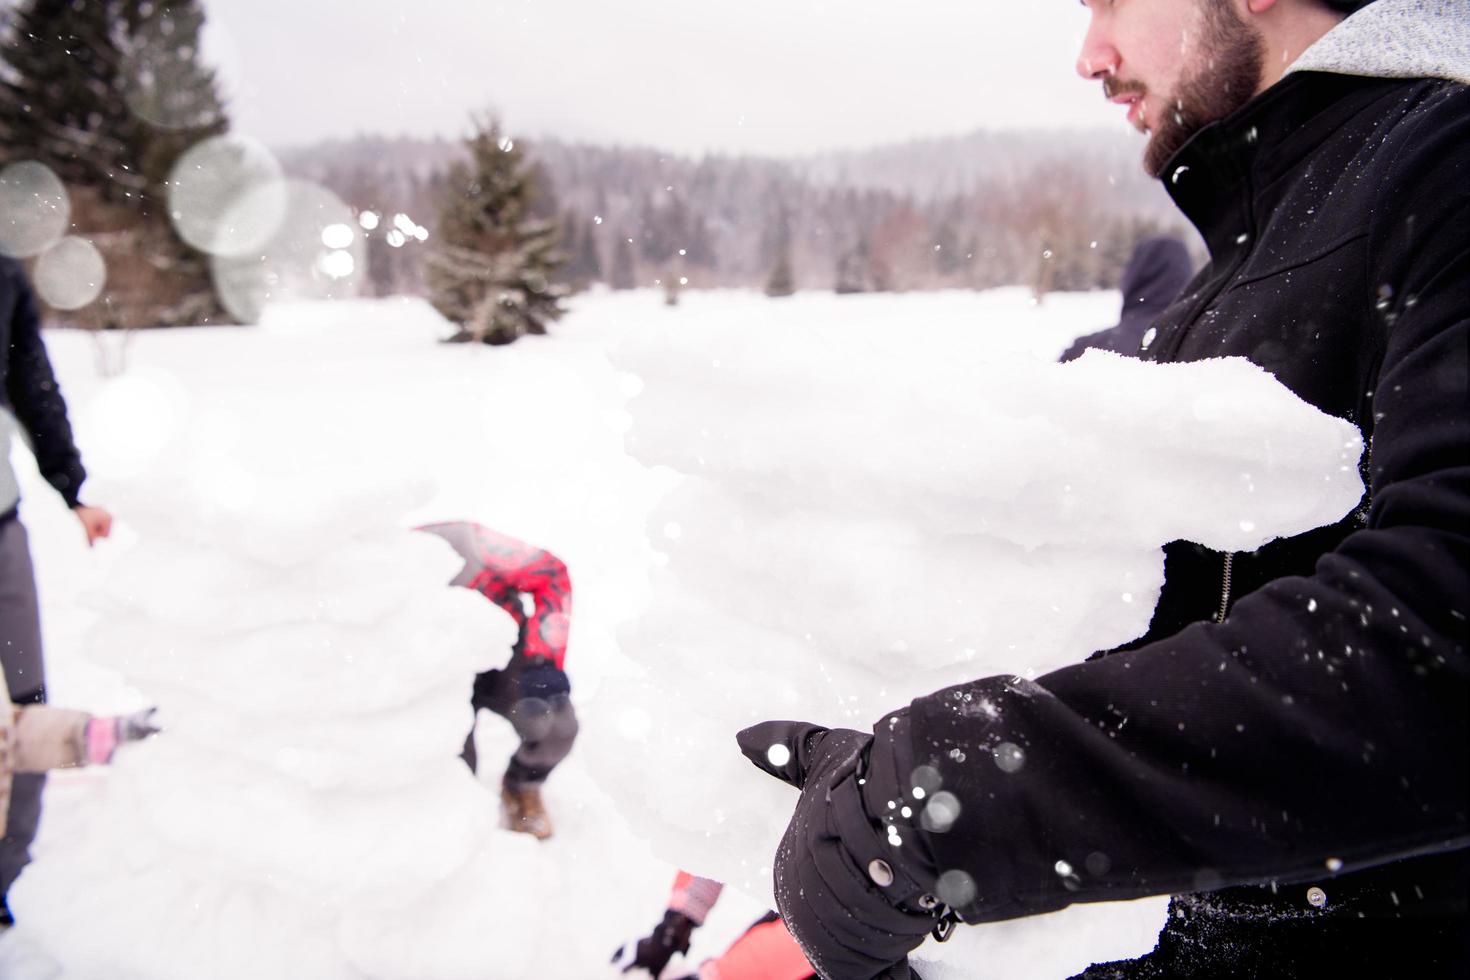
xmin=1215 ymin=552 xmax=1235 ymax=623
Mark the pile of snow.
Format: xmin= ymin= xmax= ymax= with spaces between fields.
xmin=6 ymin=476 xmax=552 ymax=979
xmin=589 ymin=309 xmax=1363 ymax=976
xmin=1 ymin=296 xmax=683 ymax=980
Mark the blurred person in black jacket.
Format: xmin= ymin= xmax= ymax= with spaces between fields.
xmin=0 ymin=256 xmax=113 ymax=922
xmin=1059 ymin=237 xmax=1194 ymax=363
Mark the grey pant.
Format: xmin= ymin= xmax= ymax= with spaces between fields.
xmin=498 ymin=693 xmax=579 ymax=787
xmin=461 ymin=663 xmax=579 ymax=787
xmin=0 ymin=519 xmax=46 ymax=896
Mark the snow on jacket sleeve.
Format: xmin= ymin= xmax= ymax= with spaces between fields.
xmin=3 ymin=263 xmax=86 ymax=508
xmin=906 ymin=90 xmax=1469 ymax=925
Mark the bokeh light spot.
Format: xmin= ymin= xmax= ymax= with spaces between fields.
xmin=936 ymin=869 xmax=978 ymax=908
xmin=169 ymin=135 xmax=287 ymax=257
xmin=34 ymin=237 xmax=106 ymax=310
xmin=0 ymin=161 xmax=70 ymax=258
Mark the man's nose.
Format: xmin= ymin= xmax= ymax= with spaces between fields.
xmin=1076 ymin=21 xmax=1118 ymax=81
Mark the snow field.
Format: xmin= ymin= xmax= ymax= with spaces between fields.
xmin=2 ymin=288 xmax=1362 ymax=978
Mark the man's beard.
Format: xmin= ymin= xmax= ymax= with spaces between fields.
xmin=1131 ymin=2 xmax=1267 ymax=178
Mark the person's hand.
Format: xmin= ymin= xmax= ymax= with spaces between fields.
xmin=117 ymin=707 xmax=162 ymax=743
xmin=72 ymin=504 xmax=113 ymax=546
xmin=609 ymin=908 xmax=697 ymax=976
xmin=738 ymin=720 xmax=945 ymax=980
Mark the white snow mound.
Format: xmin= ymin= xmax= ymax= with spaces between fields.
xmin=589 ymin=319 xmax=1363 ymax=977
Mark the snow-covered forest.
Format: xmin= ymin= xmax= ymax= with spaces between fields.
xmin=279 ymin=129 xmax=1186 ymax=299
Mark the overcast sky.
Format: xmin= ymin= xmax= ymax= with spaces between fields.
xmin=200 ymin=1 xmax=1119 ymax=156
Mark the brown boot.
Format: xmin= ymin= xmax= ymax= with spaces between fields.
xmin=500 ymin=782 xmax=554 ymax=840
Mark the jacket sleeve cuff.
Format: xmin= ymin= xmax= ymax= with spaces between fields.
xmin=48 ymin=467 xmax=84 ymax=509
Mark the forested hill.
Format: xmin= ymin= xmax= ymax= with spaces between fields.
xmin=279 ymin=127 xmax=1189 ymax=297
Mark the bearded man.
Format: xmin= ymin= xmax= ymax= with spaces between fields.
xmin=739 ymin=2 xmax=1468 ymax=977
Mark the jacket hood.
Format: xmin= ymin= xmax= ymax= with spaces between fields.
xmin=1286 ymin=0 xmax=1470 ymax=86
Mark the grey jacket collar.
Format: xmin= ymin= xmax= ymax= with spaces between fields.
xmin=1286 ymin=0 xmax=1470 ymax=86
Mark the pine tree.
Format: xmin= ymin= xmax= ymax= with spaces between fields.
xmin=0 ymin=0 xmax=140 ymax=195
xmin=764 ymin=208 xmax=796 ymax=298
xmin=609 ymin=234 xmax=637 ymax=290
xmin=0 ymin=0 xmax=229 ymax=326
xmin=556 ymin=210 xmax=602 ymax=290
xmin=835 ymin=239 xmax=869 ymax=294
xmin=427 ymin=117 xmax=567 ymax=345
xmin=933 ymin=216 xmax=964 ymax=280
xmin=637 ymin=196 xmax=677 ymax=265
xmin=684 ymin=215 xmax=717 ymax=272
xmin=764 ymin=240 xmax=796 ymax=298
xmin=576 ymin=221 xmax=602 ymax=284
xmin=124 ymin=0 xmax=229 ymax=326
xmin=121 ymin=0 xmax=229 ymax=198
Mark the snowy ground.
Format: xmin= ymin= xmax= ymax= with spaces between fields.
xmin=0 ymin=288 xmax=1361 ymax=979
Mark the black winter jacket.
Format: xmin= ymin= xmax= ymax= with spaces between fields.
xmin=908 ymin=69 xmax=1469 ymax=946
xmin=0 ymin=256 xmax=85 ymax=517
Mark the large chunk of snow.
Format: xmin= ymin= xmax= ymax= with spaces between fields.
xmin=588 ymin=305 xmax=1362 ymax=975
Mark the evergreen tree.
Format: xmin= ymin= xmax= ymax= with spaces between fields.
xmin=932 ymin=216 xmax=965 ymax=279
xmin=637 ymin=195 xmax=678 ymax=265
xmin=765 ymin=240 xmax=796 ymax=298
xmin=835 ymin=239 xmax=869 ymax=294
xmin=426 ymin=117 xmax=567 ymax=345
xmin=684 ymin=214 xmax=717 ymax=271
xmin=609 ymin=234 xmax=637 ymax=290
xmin=121 ymin=0 xmax=228 ymax=196
xmin=576 ymin=221 xmax=602 ymax=284
xmin=0 ymin=0 xmax=229 ymax=326
xmin=557 ymin=210 xmax=602 ymax=290
xmin=125 ymin=0 xmax=228 ymax=326
xmin=764 ymin=208 xmax=796 ymax=298
xmin=0 ymin=0 xmax=139 ymax=194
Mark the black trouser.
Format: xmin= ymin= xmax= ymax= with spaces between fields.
xmin=460 ymin=656 xmax=578 ymax=787
xmin=0 ymin=518 xmax=46 ymax=896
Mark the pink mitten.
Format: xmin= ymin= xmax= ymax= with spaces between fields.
xmin=85 ymin=709 xmax=161 ymax=765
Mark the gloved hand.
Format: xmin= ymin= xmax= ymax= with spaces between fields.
xmin=738 ymin=719 xmax=948 ymax=980
xmin=609 ymin=907 xmax=697 ymax=976
xmin=86 ymin=708 xmax=161 ymax=765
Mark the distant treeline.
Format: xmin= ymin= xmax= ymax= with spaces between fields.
xmin=280 ymin=128 xmax=1194 ymax=300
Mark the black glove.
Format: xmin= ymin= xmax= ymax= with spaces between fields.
xmin=610 ymin=907 xmax=697 ymax=976
xmin=738 ymin=719 xmax=949 ymax=980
